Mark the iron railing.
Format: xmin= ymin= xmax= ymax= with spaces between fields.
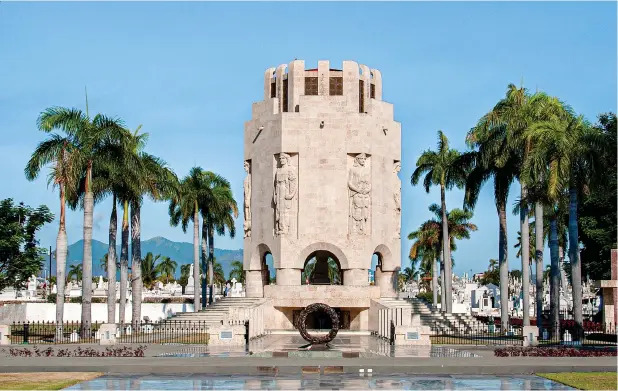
xmin=10 ymin=321 xmax=102 ymax=344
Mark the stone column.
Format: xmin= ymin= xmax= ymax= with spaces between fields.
xmin=276 ymin=268 xmax=301 ymax=285
xmin=379 ymin=271 xmax=397 ymax=298
xmin=245 ymin=270 xmax=264 ymax=298
xmin=344 ymin=269 xmax=369 ymax=286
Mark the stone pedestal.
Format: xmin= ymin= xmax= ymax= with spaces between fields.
xmin=344 ymin=269 xmax=369 ymax=286
xmin=99 ymin=324 xmax=118 ymax=345
xmin=522 ymin=325 xmax=539 ymax=347
xmin=393 ymin=325 xmax=431 ymax=346
xmin=598 ymin=249 xmax=618 ymax=333
xmin=276 ymin=269 xmax=300 ymax=286
xmin=185 ymin=279 xmax=195 ymax=296
xmin=208 ymin=325 xmax=246 ymax=346
xmin=245 ymin=270 xmax=264 ymax=298
xmin=0 ymin=325 xmax=10 ymax=345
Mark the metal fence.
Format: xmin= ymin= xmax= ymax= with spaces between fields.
xmin=9 ymin=320 xmax=211 ymax=345
xmin=430 ymin=320 xmax=617 ymax=346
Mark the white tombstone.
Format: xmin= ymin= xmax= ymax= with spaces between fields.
xmin=70 ymin=330 xmax=79 ymax=342
xmin=563 ymin=330 xmax=572 ymax=342
xmin=51 ymin=284 xmax=57 ymax=294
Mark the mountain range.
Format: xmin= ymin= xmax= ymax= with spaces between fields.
xmin=49 ymin=237 xmax=244 ymax=279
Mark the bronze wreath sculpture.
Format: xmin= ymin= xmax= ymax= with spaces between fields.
xmin=297 ymin=303 xmax=340 ymax=344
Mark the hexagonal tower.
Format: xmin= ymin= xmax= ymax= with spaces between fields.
xmin=242 ymin=60 xmax=401 ymax=330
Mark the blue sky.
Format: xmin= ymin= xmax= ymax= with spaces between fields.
xmin=0 ymin=1 xmax=615 ymax=276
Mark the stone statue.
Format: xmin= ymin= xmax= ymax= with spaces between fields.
xmin=189 ymin=264 xmax=194 ymax=279
xmin=243 ymin=161 xmax=252 ymax=238
xmin=348 ymin=153 xmax=371 ymax=235
xmin=393 ymin=161 xmax=401 ymax=239
xmin=273 ymin=153 xmax=297 ymax=235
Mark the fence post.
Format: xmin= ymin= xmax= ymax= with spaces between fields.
xmin=23 ymin=323 xmax=29 ymax=344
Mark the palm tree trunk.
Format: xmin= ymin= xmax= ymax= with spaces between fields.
xmin=55 ymin=185 xmax=68 ymax=340
xmin=81 ymin=176 xmax=94 ymax=337
xmin=440 ymin=253 xmax=445 ymax=313
xmin=534 ymin=203 xmax=544 ymax=333
xmin=440 ymin=184 xmax=452 ymax=313
xmin=107 ymin=194 xmax=118 ymax=324
xmin=193 ymin=202 xmax=200 ymax=311
xmin=498 ymin=202 xmax=509 ymax=332
xmin=119 ymin=201 xmax=129 ymax=325
xmin=131 ymin=202 xmax=142 ymax=327
xmin=568 ymin=186 xmax=583 ymax=340
xmin=201 ymin=219 xmax=208 ymax=309
xmin=208 ymin=224 xmax=215 ymax=305
xmin=519 ymin=185 xmax=530 ymax=326
xmin=549 ymin=215 xmax=561 ymax=339
xmin=432 ymin=257 xmax=438 ymax=309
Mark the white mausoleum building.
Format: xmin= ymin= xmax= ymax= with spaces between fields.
xmin=242 ymin=59 xmax=402 ymax=331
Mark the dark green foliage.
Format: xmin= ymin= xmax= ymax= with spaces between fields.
xmin=579 ymin=113 xmax=617 ymax=280
xmin=0 ymin=198 xmax=54 ymax=293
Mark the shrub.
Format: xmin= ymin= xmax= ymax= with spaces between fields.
xmin=7 ymin=345 xmax=146 ymax=358
xmin=494 ymin=347 xmax=617 ymax=357
xmin=142 ymin=297 xmax=194 ymax=304
xmin=416 ymin=292 xmax=440 ymax=303
xmin=46 ymin=293 xmax=57 ymax=303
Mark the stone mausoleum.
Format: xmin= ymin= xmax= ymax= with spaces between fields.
xmin=242 ymin=59 xmax=402 ymax=331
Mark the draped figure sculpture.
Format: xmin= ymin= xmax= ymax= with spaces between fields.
xmin=348 ymin=153 xmax=371 ymax=235
xmin=274 ymin=153 xmax=297 ymax=235
xmin=243 ymin=161 xmax=252 ymax=238
xmin=393 ymin=161 xmax=401 ymax=239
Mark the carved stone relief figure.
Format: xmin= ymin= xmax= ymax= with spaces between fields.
xmin=393 ymin=161 xmax=401 ymax=239
xmin=348 ymin=153 xmax=371 ymax=235
xmin=243 ymin=161 xmax=252 ymax=238
xmin=274 ymin=153 xmax=297 ymax=235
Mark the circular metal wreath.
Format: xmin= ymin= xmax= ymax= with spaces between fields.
xmin=297 ymin=303 xmax=340 ymax=344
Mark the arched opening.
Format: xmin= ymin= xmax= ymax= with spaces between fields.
xmin=301 ymin=250 xmax=343 ymax=285
xmin=262 ymin=252 xmax=276 ymax=285
xmin=371 ymin=253 xmax=382 ymax=286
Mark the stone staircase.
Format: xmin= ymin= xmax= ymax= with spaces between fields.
xmin=165 ymin=297 xmax=266 ymax=326
xmin=378 ymin=297 xmax=487 ymax=333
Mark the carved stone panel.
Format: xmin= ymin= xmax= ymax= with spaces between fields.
xmin=348 ymin=153 xmax=371 ymax=236
xmin=273 ymin=153 xmax=298 ymax=237
xmin=243 ymin=160 xmax=252 ymax=238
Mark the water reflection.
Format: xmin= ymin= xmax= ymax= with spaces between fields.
xmin=65 ymin=375 xmax=575 ymax=390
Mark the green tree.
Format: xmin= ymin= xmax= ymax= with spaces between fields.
xmin=157 ymin=256 xmax=177 ymax=284
xmin=0 ymin=199 xmax=54 ymax=293
xmin=140 ymin=252 xmax=161 ymax=289
xmin=524 ymin=110 xmax=603 ymax=337
xmin=169 ymin=166 xmax=208 ymax=310
xmin=408 ymin=219 xmax=440 ymax=307
xmin=25 ymin=115 xmax=81 ymax=337
xmin=200 ymin=172 xmax=238 ymax=306
xmin=68 ymin=264 xmax=83 ymax=282
xmin=179 ymin=263 xmax=191 ymax=292
xmin=479 ymin=259 xmax=500 ymax=286
xmin=34 ymin=94 xmax=127 ymax=334
xmin=411 ymin=130 xmax=469 ymax=313
xmin=229 ymin=260 xmax=245 ymax=284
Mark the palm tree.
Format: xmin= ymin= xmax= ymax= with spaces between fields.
xmin=327 ymin=258 xmax=342 ymax=285
xmin=408 ymin=220 xmax=440 ymax=308
xmin=157 ymin=256 xmax=177 ymax=284
xmin=179 ymin=264 xmax=191 ymax=293
xmin=229 ymin=260 xmax=245 ymax=284
xmin=200 ymin=172 xmax=238 ymax=306
xmin=68 ymin=264 xmax=83 ymax=282
xmin=169 ymin=167 xmax=207 ymax=311
xmin=140 ymin=252 xmax=161 ymax=289
xmin=411 ymin=130 xmax=469 ymax=313
xmin=25 ymin=124 xmax=81 ymax=338
xmin=212 ymin=259 xmax=226 ymax=287
xmin=35 ymin=94 xmax=126 ymax=335
xmin=524 ymin=113 xmax=603 ymax=338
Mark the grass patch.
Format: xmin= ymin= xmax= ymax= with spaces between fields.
xmin=0 ymin=372 xmax=102 ymax=390
xmin=538 ymin=372 xmax=618 ymax=390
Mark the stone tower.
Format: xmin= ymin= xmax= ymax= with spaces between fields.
xmin=242 ymin=60 xmax=401 ymax=330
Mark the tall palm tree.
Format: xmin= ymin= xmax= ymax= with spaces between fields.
xmin=25 ymin=125 xmax=81 ymax=338
xmin=524 ymin=113 xmax=603 ymax=338
xmin=157 ymin=256 xmax=177 ymax=284
xmin=212 ymin=259 xmax=226 ymax=287
xmin=200 ymin=172 xmax=238 ymax=306
xmin=68 ymin=264 xmax=83 ymax=282
xmin=140 ymin=252 xmax=161 ymax=289
xmin=411 ymin=130 xmax=469 ymax=313
xmin=408 ymin=220 xmax=440 ymax=308
xmin=35 ymin=94 xmax=126 ymax=335
xmin=229 ymin=260 xmax=245 ymax=284
xmin=169 ymin=167 xmax=207 ymax=311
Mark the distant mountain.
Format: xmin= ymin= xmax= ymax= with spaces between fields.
xmin=51 ymin=237 xmax=243 ymax=279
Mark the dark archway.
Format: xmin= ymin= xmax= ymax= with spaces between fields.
xmin=371 ymin=253 xmax=382 ymax=286
xmin=301 ymin=251 xmax=343 ymax=285
xmin=262 ymin=252 xmax=275 ymax=285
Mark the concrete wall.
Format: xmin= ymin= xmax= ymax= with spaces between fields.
xmin=0 ymin=303 xmax=194 ymax=323
xmin=243 ymin=59 xmax=402 ymax=300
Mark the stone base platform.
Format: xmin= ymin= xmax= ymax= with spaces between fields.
xmin=263 ymin=285 xmax=380 ymax=308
